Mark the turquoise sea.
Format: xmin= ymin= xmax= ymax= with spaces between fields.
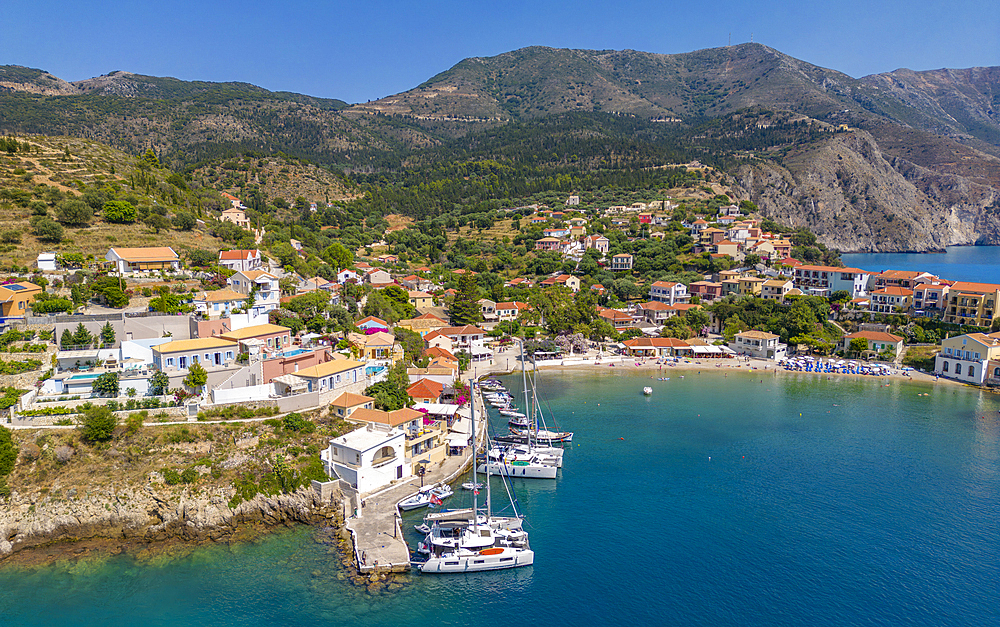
xmin=1 ymin=370 xmax=999 ymax=626
xmin=842 ymin=245 xmax=1000 ymax=284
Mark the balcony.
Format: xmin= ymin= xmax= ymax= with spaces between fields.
xmin=942 ymin=353 xmax=984 ymax=363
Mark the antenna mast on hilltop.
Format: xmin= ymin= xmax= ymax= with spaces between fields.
xmin=751 ymin=33 xmax=754 ymax=44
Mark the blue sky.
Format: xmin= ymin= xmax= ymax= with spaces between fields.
xmin=2 ymin=0 xmax=997 ymax=104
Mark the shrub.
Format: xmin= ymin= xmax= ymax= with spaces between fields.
xmin=31 ymin=217 xmax=64 ymax=243
xmin=102 ymin=200 xmax=138 ymax=224
xmin=126 ymin=412 xmax=144 ymax=434
xmin=55 ymin=199 xmax=93 ymax=227
xmin=180 ymin=468 xmax=198 ymax=484
xmin=77 ymin=405 xmax=118 ymax=443
xmin=282 ymin=412 xmax=315 ymax=433
xmin=162 ymin=469 xmax=182 ymax=485
xmin=0 ymin=425 xmax=18 ymax=476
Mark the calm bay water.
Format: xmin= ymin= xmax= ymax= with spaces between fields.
xmin=842 ymin=245 xmax=1000 ymax=284
xmin=1 ymin=370 xmax=999 ymax=626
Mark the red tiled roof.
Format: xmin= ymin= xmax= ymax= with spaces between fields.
xmin=846 ymin=331 xmax=903 ymax=343
xmin=407 ymin=378 xmax=444 ymax=398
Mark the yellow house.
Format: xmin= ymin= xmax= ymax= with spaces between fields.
xmin=0 ymin=282 xmax=43 ymax=318
xmin=738 ymin=276 xmax=766 ymax=296
xmin=396 ymin=313 xmax=448 ymax=338
xmin=943 ymin=282 xmax=1000 ymax=327
xmin=714 ymin=240 xmax=741 ymax=257
xmin=348 ymin=331 xmax=404 ymax=364
xmin=407 ymin=291 xmax=435 ymax=309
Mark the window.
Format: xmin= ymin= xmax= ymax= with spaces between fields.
xmin=268 ymin=338 xmax=274 ymax=348
xmin=994 ymin=367 xmax=1000 ymax=378
xmin=969 ymin=366 xmax=975 ymax=378
xmin=955 ymin=363 xmax=962 ymax=375
xmin=166 ymin=358 xmax=175 ymax=367
xmin=225 ymin=351 xmax=234 ymax=360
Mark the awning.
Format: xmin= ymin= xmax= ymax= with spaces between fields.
xmin=273 ymin=374 xmax=308 ymax=390
xmin=450 ymin=417 xmax=472 ymax=435
xmin=414 ymin=403 xmax=459 ymax=416
xmin=56 ymin=349 xmax=101 ymax=360
xmin=469 ymin=343 xmax=492 ymax=357
xmin=690 ymin=345 xmax=720 ymax=354
xmin=446 ymin=434 xmax=470 ymax=446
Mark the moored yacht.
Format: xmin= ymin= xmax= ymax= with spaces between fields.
xmin=419 ymin=381 xmax=534 ymax=573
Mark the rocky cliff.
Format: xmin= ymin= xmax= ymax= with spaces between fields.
xmin=0 ymin=483 xmax=342 ymax=560
xmin=734 ymin=129 xmax=1000 ymax=252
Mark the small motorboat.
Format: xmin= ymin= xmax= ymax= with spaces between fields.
xmin=643 ymin=386 xmax=653 ymax=395
xmin=414 ymin=523 xmax=431 ymax=534
xmin=398 ymin=484 xmax=454 ymax=511
xmin=461 ymin=481 xmax=484 ymax=490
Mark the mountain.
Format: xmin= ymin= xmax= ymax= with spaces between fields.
xmin=351 ymin=44 xmax=1000 ymax=251
xmin=0 ymin=65 xmax=397 ymax=169
xmin=2 ymin=45 xmax=1000 ymax=251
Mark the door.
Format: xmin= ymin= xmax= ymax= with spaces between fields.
xmin=396 ymin=465 xmax=403 ymax=479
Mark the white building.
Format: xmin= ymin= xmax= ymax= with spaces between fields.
xmin=227 ymin=270 xmax=281 ymax=315
xmin=218 ymin=249 xmax=263 ymax=273
xmin=730 ymin=330 xmax=787 ymax=360
xmin=36 ymin=253 xmax=58 ymax=272
xmin=322 ymin=423 xmax=410 ymax=493
xmin=792 ymin=265 xmax=871 ymax=298
xmin=611 ymin=254 xmax=633 ymax=272
xmin=105 ymin=247 xmax=180 ymax=275
xmin=648 ymin=281 xmax=689 ymax=305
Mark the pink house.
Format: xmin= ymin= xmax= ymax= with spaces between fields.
xmin=535 ymin=237 xmax=562 ymax=251
xmin=261 ymin=348 xmax=330 ymax=383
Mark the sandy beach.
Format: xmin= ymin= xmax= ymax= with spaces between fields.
xmin=484 ymin=345 xmax=953 ymax=387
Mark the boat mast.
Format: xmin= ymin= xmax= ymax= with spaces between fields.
xmin=521 ymin=339 xmax=533 ymax=446
xmin=470 ymin=377 xmax=477 ymax=531
xmin=531 ymin=353 xmax=540 ymax=442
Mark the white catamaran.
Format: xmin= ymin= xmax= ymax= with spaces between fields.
xmin=418 ymin=381 xmax=534 ymax=573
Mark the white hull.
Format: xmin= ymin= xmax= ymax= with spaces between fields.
xmin=477 ymin=461 xmax=558 ymax=479
xmin=420 ymin=547 xmax=534 ymax=572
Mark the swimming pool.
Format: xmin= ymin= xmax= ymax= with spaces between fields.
xmin=366 ymin=366 xmax=387 ymax=377
xmin=68 ymin=373 xmax=101 ymax=381
xmin=280 ymin=348 xmax=308 ymax=357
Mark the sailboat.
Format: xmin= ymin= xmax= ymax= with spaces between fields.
xmin=499 ymin=349 xmax=574 ymax=445
xmin=418 ymin=380 xmax=534 ymax=573
xmin=478 ymin=341 xmax=561 ymax=479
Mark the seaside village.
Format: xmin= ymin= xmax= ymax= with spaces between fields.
xmin=1 ymin=191 xmax=1000 ymax=500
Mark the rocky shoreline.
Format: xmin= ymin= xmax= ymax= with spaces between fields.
xmin=0 ymin=484 xmax=340 ymax=564
xmin=0 ymin=482 xmax=414 ymax=593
